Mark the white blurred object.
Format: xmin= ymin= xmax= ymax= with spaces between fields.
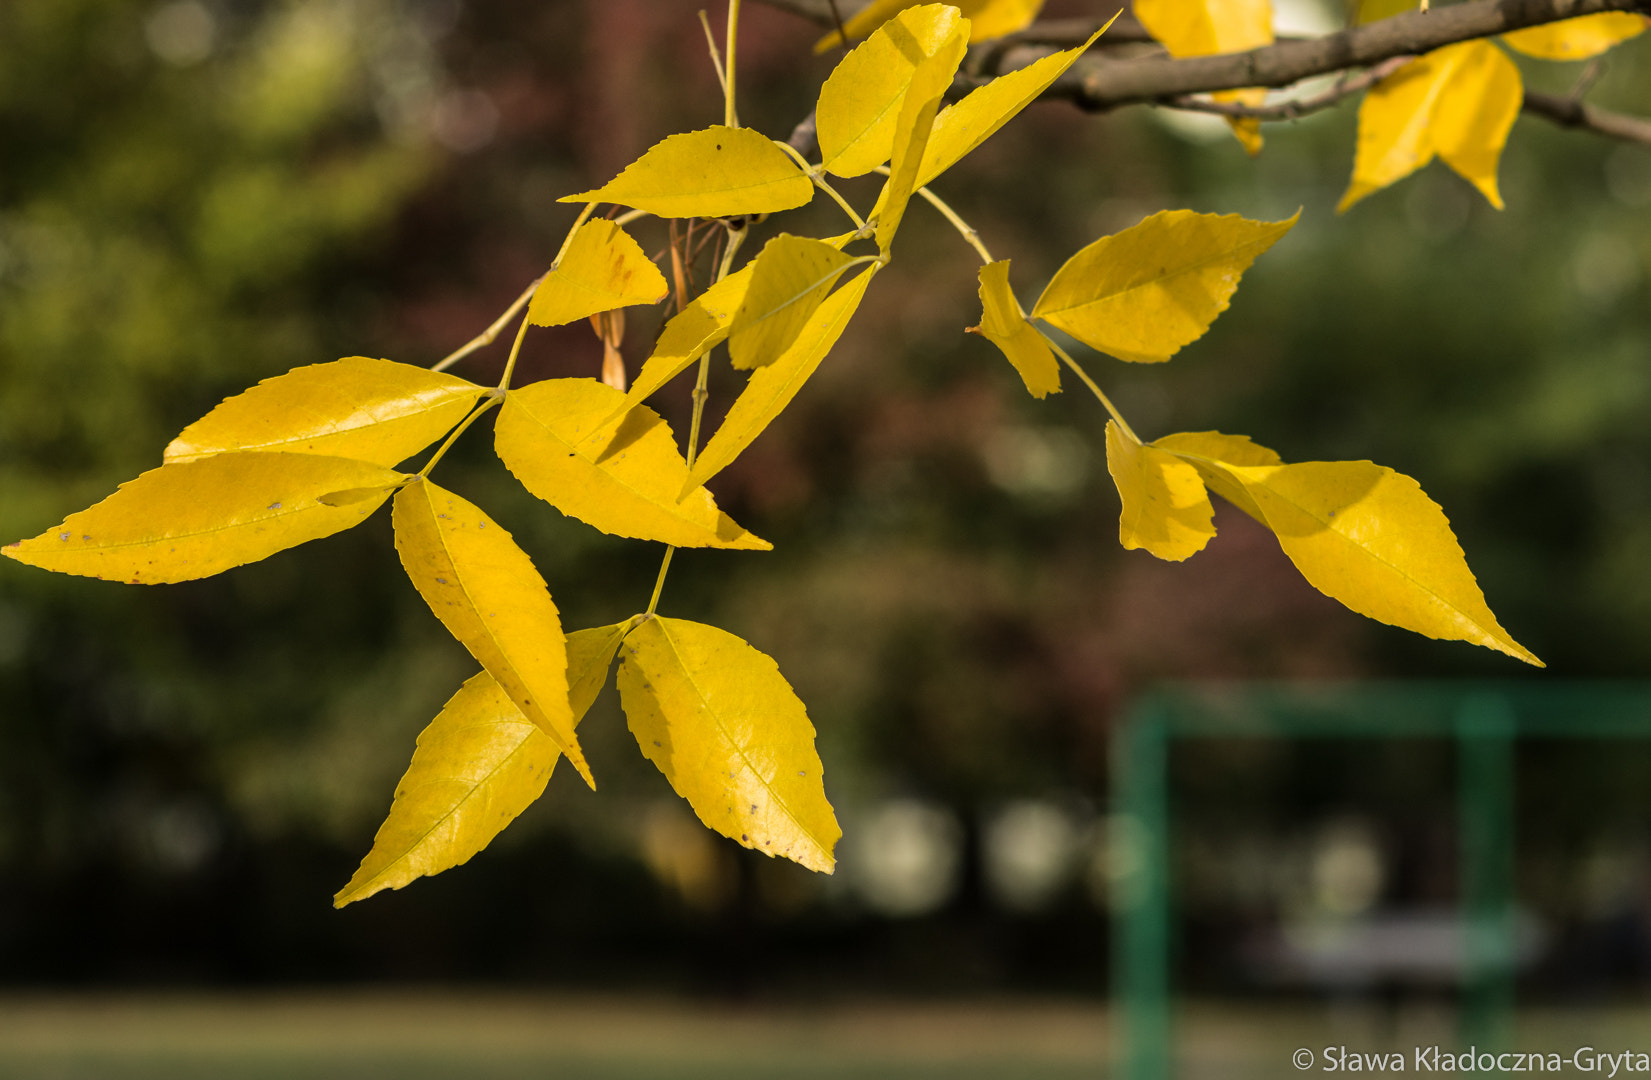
xmin=850 ymin=800 xmax=963 ymax=917
xmin=146 ymin=1 xmax=217 ymax=66
xmin=983 ymin=800 xmax=1079 ymax=912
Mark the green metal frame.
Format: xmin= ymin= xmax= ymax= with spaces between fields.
xmin=1111 ymin=683 xmax=1651 ymax=1080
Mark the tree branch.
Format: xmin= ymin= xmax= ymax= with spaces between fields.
xmin=1161 ymin=56 xmax=1413 ymax=121
xmin=1053 ymin=0 xmax=1651 ymax=110
xmin=1522 ymin=88 xmax=1651 ymax=147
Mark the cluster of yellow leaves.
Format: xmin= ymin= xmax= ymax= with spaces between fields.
xmin=1342 ymin=12 xmax=1647 ymax=211
xmin=3 ymin=2 xmax=1549 ymax=910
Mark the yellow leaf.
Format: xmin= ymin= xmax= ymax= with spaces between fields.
xmin=566 ymin=621 xmax=632 ymax=720
xmin=616 ymin=616 xmax=840 ymax=872
xmin=1154 ymin=440 xmax=1541 ymax=665
xmin=527 ymin=219 xmax=668 ymax=328
xmin=1430 ymin=42 xmax=1523 ymax=209
xmin=332 ymin=672 xmax=561 ymax=907
xmin=333 ymin=627 xmax=621 ymax=907
xmin=1503 ymin=12 xmax=1648 ymax=60
xmin=1136 ymin=0 xmax=1273 ymax=153
xmin=915 ymin=23 xmax=1112 ymax=189
xmin=1031 ymin=209 xmax=1298 ymax=363
xmin=164 ymin=357 xmax=486 ymax=467
xmin=1339 ymin=41 xmax=1521 ymax=212
xmin=4 ymin=453 xmax=402 ymax=584
xmin=392 ymin=477 xmax=594 ymax=786
xmin=1151 ymin=429 xmax=1282 ymax=523
xmin=727 ymin=235 xmax=859 ymax=370
xmin=876 ymin=5 xmax=970 ymax=253
xmin=815 ymin=0 xmax=1042 ymax=52
xmin=1105 ymin=421 xmax=1215 ymax=561
xmin=620 ymin=264 xmax=757 ymax=417
xmin=493 ymin=378 xmax=770 ymax=550
xmin=968 ymin=260 xmax=1059 ymax=398
xmin=816 ymin=14 xmax=930 ymax=178
xmin=560 ymin=127 xmax=813 ymax=219
xmin=689 ymin=268 xmax=876 ymax=493
xmin=1136 ymin=0 xmax=1272 ymax=55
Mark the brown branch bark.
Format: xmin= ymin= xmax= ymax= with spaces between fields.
xmin=1052 ymin=0 xmax=1651 ymax=109
xmin=1522 ymin=89 xmax=1651 ymax=146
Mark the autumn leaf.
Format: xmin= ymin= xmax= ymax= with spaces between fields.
xmin=1154 ymin=434 xmax=1542 ymax=665
xmin=616 ymin=616 xmax=840 ymax=872
xmin=494 ymin=378 xmax=770 ymax=550
xmin=164 ymin=357 xmax=486 ymax=467
xmin=689 ymin=268 xmax=876 ymax=492
xmin=1105 ymin=421 xmax=1216 ymax=560
xmin=4 ymin=453 xmax=402 ymax=584
xmin=620 ymin=263 xmax=757 ymax=419
xmin=1152 ymin=430 xmax=1283 ymax=523
xmin=332 ymin=624 xmax=627 ymax=908
xmin=1340 ymin=40 xmax=1522 ymax=212
xmin=816 ymin=9 xmax=941 ymax=178
xmin=915 ymin=23 xmax=1112 ymax=189
xmin=1135 ymin=0 xmax=1273 ymax=154
xmin=1031 ymin=209 xmax=1298 ymax=364
xmin=876 ymin=5 xmax=970 ymax=253
xmin=814 ymin=0 xmax=1042 ymax=53
xmin=527 ymin=219 xmax=669 ymax=329
xmin=968 ymin=260 xmax=1059 ymax=398
xmin=560 ymin=127 xmax=813 ymax=219
xmin=332 ymin=672 xmax=562 ymax=907
xmin=726 ymin=235 xmax=860 ymax=370
xmin=392 ymin=477 xmax=593 ymax=786
xmin=1502 ymin=12 xmax=1649 ymax=60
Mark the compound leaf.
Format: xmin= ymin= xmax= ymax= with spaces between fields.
xmin=5 ymin=453 xmax=402 ymax=584
xmin=689 ymin=267 xmax=875 ymax=492
xmin=616 ymin=616 xmax=840 ymax=873
xmin=876 ymin=5 xmax=969 ymax=253
xmin=1503 ymin=12 xmax=1648 ymax=60
xmin=1031 ymin=209 xmax=1297 ymax=364
xmin=968 ymin=260 xmax=1059 ymax=398
xmin=494 ymin=378 xmax=769 ymax=550
xmin=392 ymin=477 xmax=593 ymax=786
xmin=561 ymin=127 xmax=812 ymax=219
xmin=527 ymin=219 xmax=668 ymax=328
xmin=1106 ymin=421 xmax=1215 ymax=561
xmin=727 ymin=235 xmax=859 ymax=370
xmin=164 ymin=357 xmax=486 ymax=467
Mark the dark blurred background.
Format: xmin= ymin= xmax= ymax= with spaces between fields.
xmin=2 ymin=0 xmax=1651 ymax=1035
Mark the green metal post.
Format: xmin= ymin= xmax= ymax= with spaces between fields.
xmin=1114 ymin=702 xmax=1171 ymax=1080
xmin=1457 ymin=695 xmax=1517 ymax=1051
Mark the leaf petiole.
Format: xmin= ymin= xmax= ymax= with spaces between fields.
xmin=646 ymin=547 xmax=675 ymax=615
xmin=872 ymin=166 xmax=995 ymax=264
xmin=417 ymin=391 xmax=504 ymax=479
xmin=1039 ymin=330 xmax=1141 ymax=443
xmin=430 ymin=275 xmax=544 ymax=373
xmin=774 ymin=140 xmax=867 ymax=231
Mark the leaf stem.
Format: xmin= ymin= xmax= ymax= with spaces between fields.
xmin=774 ymin=140 xmax=867 ymax=231
xmin=700 ymin=11 xmax=729 ymax=101
xmin=613 ymin=207 xmax=651 ymax=228
xmin=873 ymin=166 xmax=995 ymax=263
xmin=430 ymin=275 xmax=544 ymax=373
xmin=417 ymin=391 xmax=503 ymax=479
xmin=496 ymin=307 xmax=533 ymax=392
xmin=1039 ymin=331 xmax=1140 ymax=442
xmin=725 ymin=0 xmax=741 ymax=128
xmin=552 ymin=202 xmax=599 ymax=268
xmin=646 ymin=547 xmax=676 ymax=615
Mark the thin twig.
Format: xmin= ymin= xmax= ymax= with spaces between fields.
xmin=430 ymin=275 xmax=543 ymax=373
xmin=1523 ymin=88 xmax=1651 ymax=148
xmin=1160 ymin=56 xmax=1411 ymax=121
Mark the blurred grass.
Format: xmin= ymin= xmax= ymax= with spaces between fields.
xmin=5 ymin=994 xmax=1651 ymax=1079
